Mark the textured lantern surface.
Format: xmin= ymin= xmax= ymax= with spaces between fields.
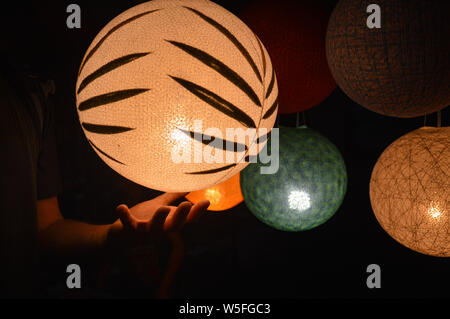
xmin=240 ymin=0 xmax=336 ymax=114
xmin=240 ymin=127 xmax=347 ymax=231
xmin=186 ymin=172 xmax=243 ymax=211
xmin=370 ymin=127 xmax=450 ymax=257
xmin=75 ymin=0 xmax=278 ymax=192
xmin=326 ymin=0 xmax=449 ymax=118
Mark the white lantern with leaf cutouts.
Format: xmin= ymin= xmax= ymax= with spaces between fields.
xmin=75 ymin=0 xmax=278 ymax=192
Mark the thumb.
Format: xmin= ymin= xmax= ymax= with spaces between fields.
xmin=153 ymin=192 xmax=188 ymax=206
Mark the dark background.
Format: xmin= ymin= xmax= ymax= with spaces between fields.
xmin=3 ymin=0 xmax=449 ymax=298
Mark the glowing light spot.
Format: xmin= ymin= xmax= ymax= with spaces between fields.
xmin=170 ymin=128 xmax=189 ymax=142
xmin=288 ymin=190 xmax=311 ymax=211
xmin=167 ymin=116 xmax=191 ymax=156
xmin=428 ymin=203 xmax=442 ymax=219
xmin=205 ymin=188 xmax=222 ymax=205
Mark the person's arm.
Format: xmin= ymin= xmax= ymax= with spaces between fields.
xmin=37 ymin=196 xmax=111 ymax=255
xmin=37 ymin=194 xmax=209 ymax=256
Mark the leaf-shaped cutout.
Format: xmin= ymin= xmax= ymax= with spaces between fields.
xmin=265 ymin=69 xmax=275 ymax=99
xmin=78 ymin=9 xmax=159 ymax=75
xmin=178 ymin=128 xmax=248 ymax=153
xmin=185 ymin=163 xmax=236 ymax=175
xmin=82 ymin=122 xmax=135 ymax=134
xmin=77 ymin=52 xmax=151 ymax=94
xmin=88 ymin=139 xmax=124 ymax=165
xmin=167 ymin=40 xmax=261 ymax=107
xmin=170 ymin=76 xmax=256 ymax=128
xmin=78 ymin=89 xmax=149 ymax=111
xmin=183 ymin=6 xmax=263 ymax=84
xmin=262 ymin=96 xmax=278 ymax=119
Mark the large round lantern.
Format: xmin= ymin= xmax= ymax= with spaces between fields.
xmin=240 ymin=0 xmax=336 ymax=114
xmin=370 ymin=127 xmax=450 ymax=257
xmin=186 ymin=172 xmax=243 ymax=211
xmin=326 ymin=0 xmax=449 ymax=118
xmin=75 ymin=0 xmax=278 ymax=192
xmin=240 ymin=126 xmax=347 ymax=231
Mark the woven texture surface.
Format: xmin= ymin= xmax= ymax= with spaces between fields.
xmin=370 ymin=127 xmax=450 ymax=257
xmin=326 ymin=0 xmax=450 ymax=118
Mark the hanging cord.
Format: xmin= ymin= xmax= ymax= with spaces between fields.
xmin=296 ymin=111 xmax=307 ymax=127
xmin=423 ymin=113 xmax=427 ymax=127
xmin=437 ymin=110 xmax=441 ymax=127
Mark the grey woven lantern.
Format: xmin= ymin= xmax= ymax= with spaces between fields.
xmin=326 ymin=0 xmax=449 ymax=118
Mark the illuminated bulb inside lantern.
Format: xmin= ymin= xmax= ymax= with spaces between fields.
xmin=205 ymin=188 xmax=222 ymax=206
xmin=428 ymin=202 xmax=443 ymax=219
xmin=167 ymin=116 xmax=191 ymax=155
xmin=167 ymin=115 xmax=189 ymax=143
xmin=288 ymin=190 xmax=311 ymax=211
xmin=170 ymin=128 xmax=189 ymax=143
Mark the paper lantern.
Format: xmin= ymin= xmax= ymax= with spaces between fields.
xmin=326 ymin=0 xmax=450 ymax=118
xmin=240 ymin=0 xmax=336 ymax=114
xmin=370 ymin=127 xmax=450 ymax=257
xmin=240 ymin=126 xmax=347 ymax=231
xmin=75 ymin=0 xmax=278 ymax=192
xmin=186 ymin=172 xmax=243 ymax=211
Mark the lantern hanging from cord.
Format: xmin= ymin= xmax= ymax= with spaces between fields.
xmin=370 ymin=126 xmax=450 ymax=257
xmin=240 ymin=126 xmax=347 ymax=231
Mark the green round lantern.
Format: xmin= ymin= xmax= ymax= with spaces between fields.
xmin=241 ymin=126 xmax=347 ymax=231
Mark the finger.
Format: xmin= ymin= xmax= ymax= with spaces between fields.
xmin=186 ymin=200 xmax=210 ymax=224
xmin=116 ymin=204 xmax=137 ymax=229
xmin=153 ymin=192 xmax=189 ymax=206
xmin=164 ymin=201 xmax=192 ymax=232
xmin=147 ymin=206 xmax=171 ymax=233
xmin=136 ymin=220 xmax=148 ymax=232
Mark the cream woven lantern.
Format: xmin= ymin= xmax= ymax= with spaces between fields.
xmin=370 ymin=127 xmax=450 ymax=257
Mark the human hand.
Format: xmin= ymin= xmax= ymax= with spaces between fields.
xmin=114 ymin=192 xmax=209 ymax=236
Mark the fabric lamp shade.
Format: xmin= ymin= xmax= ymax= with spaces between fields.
xmin=326 ymin=0 xmax=449 ymax=118
xmin=186 ymin=172 xmax=243 ymax=211
xmin=75 ymin=0 xmax=278 ymax=192
xmin=240 ymin=0 xmax=336 ymax=114
xmin=370 ymin=127 xmax=450 ymax=257
xmin=240 ymin=126 xmax=347 ymax=231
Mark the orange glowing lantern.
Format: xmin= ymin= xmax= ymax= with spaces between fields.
xmin=186 ymin=173 xmax=243 ymax=211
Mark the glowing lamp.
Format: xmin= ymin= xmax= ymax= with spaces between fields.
xmin=370 ymin=127 xmax=450 ymax=257
xmin=240 ymin=126 xmax=347 ymax=231
xmin=186 ymin=172 xmax=243 ymax=211
xmin=75 ymin=0 xmax=278 ymax=192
